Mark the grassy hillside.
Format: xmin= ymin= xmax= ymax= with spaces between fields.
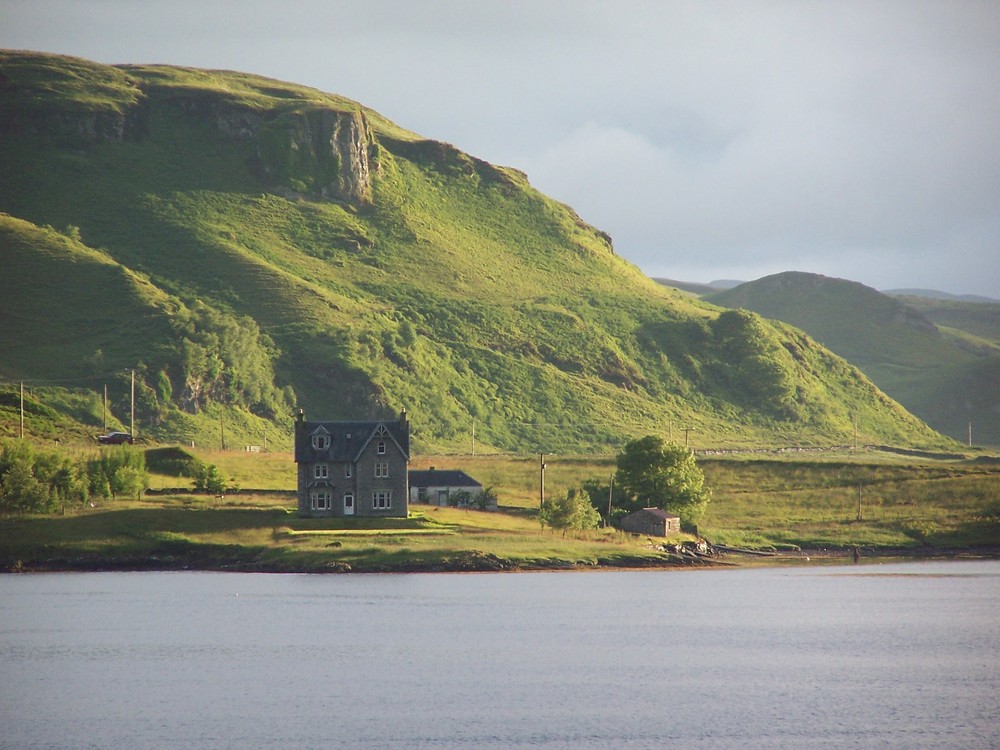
xmin=892 ymin=295 xmax=1000 ymax=351
xmin=0 ymin=51 xmax=950 ymax=453
xmin=708 ymin=272 xmax=1000 ymax=446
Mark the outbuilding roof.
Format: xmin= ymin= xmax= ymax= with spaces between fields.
xmin=408 ymin=469 xmax=482 ymax=488
xmin=625 ymin=507 xmax=680 ymax=521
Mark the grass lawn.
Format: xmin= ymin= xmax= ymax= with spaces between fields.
xmin=2 ymin=446 xmax=997 ymax=573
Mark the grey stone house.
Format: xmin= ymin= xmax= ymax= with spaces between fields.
xmin=294 ymin=409 xmax=410 ymax=518
xmin=619 ymin=507 xmax=681 ymax=537
xmin=409 ymin=469 xmax=488 ymax=508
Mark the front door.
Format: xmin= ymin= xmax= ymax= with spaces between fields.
xmin=344 ymin=493 xmax=355 ymax=516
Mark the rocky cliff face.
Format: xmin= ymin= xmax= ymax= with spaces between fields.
xmin=252 ymin=107 xmax=374 ymax=204
xmin=0 ymin=72 xmax=375 ymax=206
xmin=159 ymin=96 xmax=377 ymax=205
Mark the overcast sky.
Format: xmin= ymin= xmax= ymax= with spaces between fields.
xmin=4 ymin=0 xmax=999 ymax=297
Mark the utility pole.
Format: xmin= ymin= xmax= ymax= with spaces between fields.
xmin=103 ymin=383 xmax=108 ymax=432
xmin=19 ymin=381 xmax=24 ymax=439
xmin=472 ymin=419 xmax=476 ymax=456
xmin=539 ymin=453 xmax=546 ymax=508
xmin=854 ymin=414 xmax=858 ymax=451
xmin=968 ymin=420 xmax=973 ymax=448
xmin=130 ymin=368 xmax=135 ymax=438
xmin=856 ymin=484 xmax=863 ymax=522
xmin=607 ymin=475 xmax=614 ymax=527
xmin=220 ymin=417 xmax=226 ymax=451
xmin=684 ymin=428 xmax=690 ymax=448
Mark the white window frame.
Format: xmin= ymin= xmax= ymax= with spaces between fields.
xmin=314 ymin=463 xmax=329 ymax=479
xmin=375 ymin=461 xmax=389 ymax=478
xmin=312 ymin=433 xmax=330 ymax=450
xmin=345 ymin=463 xmax=352 ymax=478
xmin=372 ymin=490 xmax=392 ymax=510
xmin=343 ymin=493 xmax=354 ymax=511
xmin=310 ymin=489 xmax=331 ymax=510
xmin=377 ymin=440 xmax=386 ymax=455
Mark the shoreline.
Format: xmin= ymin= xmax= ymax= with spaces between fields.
xmin=5 ymin=545 xmax=998 ymax=575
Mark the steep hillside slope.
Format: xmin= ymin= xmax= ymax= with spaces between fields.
xmin=708 ymin=272 xmax=999 ymax=445
xmin=0 ymin=51 xmax=947 ymax=452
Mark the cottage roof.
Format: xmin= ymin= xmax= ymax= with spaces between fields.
xmin=408 ymin=469 xmax=482 ymax=488
xmin=294 ymin=416 xmax=410 ymax=463
xmin=625 ymin=507 xmax=680 ymax=521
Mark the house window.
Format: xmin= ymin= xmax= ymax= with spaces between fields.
xmin=372 ymin=491 xmax=392 ymax=510
xmin=377 ymin=440 xmax=386 ymax=455
xmin=314 ymin=463 xmax=329 ymax=480
xmin=375 ymin=461 xmax=389 ymax=478
xmin=345 ymin=464 xmax=352 ymax=478
xmin=344 ymin=493 xmax=354 ymax=511
xmin=310 ymin=489 xmax=331 ymax=510
xmin=312 ymin=433 xmax=330 ymax=450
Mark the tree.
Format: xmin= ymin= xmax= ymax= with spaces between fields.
xmin=538 ymin=487 xmax=602 ymax=531
xmin=90 ymin=445 xmax=149 ymax=501
xmin=193 ymin=462 xmax=226 ymax=494
xmin=473 ymin=485 xmax=499 ymax=511
xmin=614 ymin=435 xmax=710 ymax=527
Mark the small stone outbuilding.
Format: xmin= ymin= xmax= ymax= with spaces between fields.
xmin=619 ymin=508 xmax=681 ymax=537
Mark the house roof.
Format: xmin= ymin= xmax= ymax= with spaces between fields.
xmin=624 ymin=507 xmax=680 ymax=521
xmin=294 ymin=414 xmax=410 ymax=463
xmin=408 ymin=469 xmax=482 ymax=488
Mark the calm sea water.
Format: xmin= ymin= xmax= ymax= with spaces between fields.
xmin=2 ymin=560 xmax=998 ymax=750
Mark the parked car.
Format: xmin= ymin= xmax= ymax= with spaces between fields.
xmin=97 ymin=431 xmax=134 ymax=445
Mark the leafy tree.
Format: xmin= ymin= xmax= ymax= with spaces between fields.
xmin=0 ymin=440 xmax=85 ymax=513
xmin=538 ymin=487 xmax=602 ymax=531
xmin=89 ymin=445 xmax=149 ymax=501
xmin=193 ymin=462 xmax=227 ymax=494
xmin=614 ymin=435 xmax=710 ymax=527
xmin=473 ymin=485 xmax=499 ymax=511
xmin=0 ymin=458 xmax=49 ymax=514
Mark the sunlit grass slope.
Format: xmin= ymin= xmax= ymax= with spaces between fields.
xmin=0 ymin=50 xmax=952 ymax=453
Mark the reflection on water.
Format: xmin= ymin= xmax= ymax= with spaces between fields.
xmin=2 ymin=560 xmax=998 ymax=749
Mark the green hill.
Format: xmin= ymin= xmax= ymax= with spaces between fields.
xmin=708 ymin=272 xmax=1000 ymax=446
xmin=0 ymin=51 xmax=949 ymax=452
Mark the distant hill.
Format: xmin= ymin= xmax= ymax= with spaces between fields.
xmin=708 ymin=272 xmax=1000 ymax=446
xmin=0 ymin=51 xmax=949 ymax=452
xmin=651 ymin=279 xmax=718 ymax=296
xmin=884 ymin=289 xmax=998 ymax=304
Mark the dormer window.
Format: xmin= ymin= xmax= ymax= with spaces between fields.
xmin=312 ymin=430 xmax=330 ymax=450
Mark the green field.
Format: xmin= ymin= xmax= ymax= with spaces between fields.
xmin=2 ymin=445 xmax=997 ymax=573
